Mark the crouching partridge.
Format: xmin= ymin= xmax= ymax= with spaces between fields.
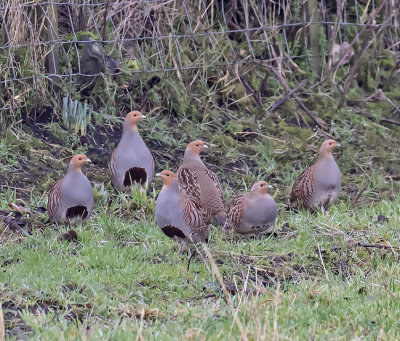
xmin=224 ymin=181 xmax=278 ymax=235
xmin=290 ymin=140 xmax=341 ymax=211
xmin=177 ymin=140 xmax=226 ymax=226
xmin=155 ymin=170 xmax=210 ymax=245
xmin=48 ymin=154 xmax=94 ymax=224
xmin=109 ymin=111 xmax=154 ymax=192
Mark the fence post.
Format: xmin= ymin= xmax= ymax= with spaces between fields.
xmin=47 ymin=0 xmax=60 ymax=86
xmin=306 ymin=0 xmax=322 ymax=77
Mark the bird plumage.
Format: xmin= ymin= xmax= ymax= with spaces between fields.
xmin=109 ymin=111 xmax=154 ymax=192
xmin=177 ymin=140 xmax=226 ymax=226
xmin=48 ymin=154 xmax=94 ymax=224
xmin=224 ymin=181 xmax=277 ymax=235
xmin=290 ymin=140 xmax=341 ymax=210
xmin=155 ymin=170 xmax=210 ymax=245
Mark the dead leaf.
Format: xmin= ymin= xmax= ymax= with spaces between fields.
xmin=132 ymin=306 xmax=161 ymax=320
xmin=8 ymin=202 xmax=30 ymax=214
xmin=111 ymin=305 xmax=163 ymax=320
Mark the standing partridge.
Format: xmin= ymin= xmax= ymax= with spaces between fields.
xmin=224 ymin=181 xmax=278 ymax=235
xmin=177 ymin=140 xmax=226 ymax=226
xmin=109 ymin=111 xmax=154 ymax=192
xmin=155 ymin=170 xmax=210 ymax=245
xmin=48 ymin=154 xmax=94 ymax=224
xmin=290 ymin=140 xmax=341 ymax=210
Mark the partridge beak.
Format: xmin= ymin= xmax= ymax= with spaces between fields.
xmin=85 ymin=158 xmax=92 ymax=163
xmin=156 ymin=172 xmax=163 ymax=177
xmin=203 ymin=144 xmax=209 ymax=149
xmin=141 ymin=114 xmax=146 ymax=119
xmin=335 ymin=143 xmax=341 ymax=147
xmin=268 ymin=184 xmax=273 ymax=189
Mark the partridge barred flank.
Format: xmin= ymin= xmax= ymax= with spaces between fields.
xmin=290 ymin=167 xmax=316 ymax=208
xmin=224 ymin=195 xmax=245 ymax=231
xmin=177 ymin=167 xmax=200 ymax=199
xmin=48 ymin=179 xmax=62 ymax=219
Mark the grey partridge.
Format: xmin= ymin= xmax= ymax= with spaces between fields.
xmin=109 ymin=111 xmax=154 ymax=192
xmin=224 ymin=181 xmax=278 ymax=235
xmin=48 ymin=154 xmax=94 ymax=224
xmin=155 ymin=170 xmax=210 ymax=245
xmin=290 ymin=140 xmax=341 ymax=210
xmin=177 ymin=140 xmax=226 ymax=226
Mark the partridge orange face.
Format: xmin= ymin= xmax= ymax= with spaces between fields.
xmin=70 ymin=154 xmax=91 ymax=170
xmin=125 ymin=111 xmax=145 ymax=130
xmin=156 ymin=170 xmax=177 ymax=187
xmin=186 ymin=140 xmax=208 ymax=155
xmin=320 ymin=140 xmax=339 ymax=154
xmin=251 ymin=181 xmax=271 ymax=195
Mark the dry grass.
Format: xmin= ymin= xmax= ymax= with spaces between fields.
xmin=0 ymin=0 xmax=398 ymax=124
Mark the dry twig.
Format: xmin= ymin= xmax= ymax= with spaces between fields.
xmin=381 ymin=118 xmax=400 ymax=126
xmin=269 ymin=79 xmax=307 ymax=113
xmin=351 ymin=184 xmax=368 ymax=205
xmin=268 ymin=65 xmax=324 ymax=129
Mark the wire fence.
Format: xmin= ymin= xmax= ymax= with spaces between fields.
xmin=0 ymin=0 xmax=399 ymax=113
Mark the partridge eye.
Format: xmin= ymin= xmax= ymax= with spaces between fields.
xmin=166 ymin=174 xmax=170 ymax=176
xmin=329 ymin=142 xmax=332 ymax=145
xmin=196 ymin=144 xmax=199 ymax=147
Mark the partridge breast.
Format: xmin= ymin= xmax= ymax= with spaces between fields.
xmin=48 ymin=154 xmax=94 ymax=224
xmin=109 ymin=111 xmax=154 ymax=192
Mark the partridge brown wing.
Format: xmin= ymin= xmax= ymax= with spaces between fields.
xmin=177 ymin=167 xmax=201 ymax=198
xmin=48 ymin=179 xmax=63 ymax=220
xmin=290 ymin=166 xmax=316 ymax=209
xmin=225 ymin=194 xmax=245 ymax=230
xmin=204 ymin=168 xmax=224 ymax=201
xmin=108 ymin=149 xmax=118 ymax=185
xmin=182 ymin=196 xmax=210 ymax=242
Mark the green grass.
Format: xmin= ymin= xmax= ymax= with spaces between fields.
xmin=1 ymin=1 xmax=400 ymax=337
xmin=0 ymin=74 xmax=399 ymax=339
xmin=1 ymin=184 xmax=400 ymax=339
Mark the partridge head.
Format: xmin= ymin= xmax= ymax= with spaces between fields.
xmin=185 ymin=140 xmax=208 ymax=157
xmin=124 ymin=111 xmax=145 ymax=131
xmin=319 ymin=139 xmax=340 ymax=155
